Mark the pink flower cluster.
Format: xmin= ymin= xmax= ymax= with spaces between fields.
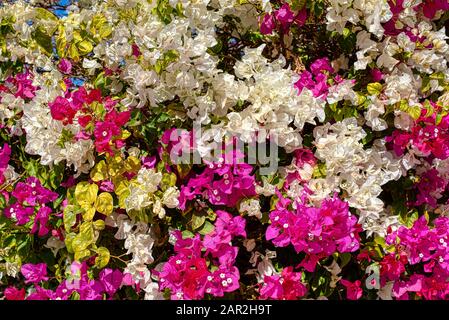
xmin=4 ymin=177 xmax=58 ymax=236
xmin=420 ymin=0 xmax=449 ymax=19
xmin=0 ymin=143 xmax=11 ymax=185
xmin=49 ymin=86 xmax=131 ymax=155
xmin=0 ymin=70 xmax=37 ymax=101
xmin=179 ymin=150 xmax=256 ymax=209
xmin=5 ymin=262 xmax=130 ymax=300
xmin=387 ymin=111 xmax=449 ymax=161
xmin=260 ymin=3 xmax=307 ymax=35
xmin=384 ymin=0 xmax=449 ymax=35
xmin=382 ymin=216 xmax=449 ymax=299
xmin=294 ymin=58 xmax=340 ymax=98
xmin=259 ymin=267 xmax=307 ymax=300
xmin=266 ymin=191 xmax=361 ymax=271
xmin=284 ymin=148 xmax=317 ymax=187
xmin=413 ymin=169 xmax=447 ymax=208
xmin=156 ymin=210 xmax=246 ymax=299
xmin=49 ymin=87 xmax=103 ymax=125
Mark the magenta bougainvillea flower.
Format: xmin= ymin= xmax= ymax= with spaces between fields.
xmin=11 ymin=177 xmax=58 ymax=206
xmin=266 ymin=191 xmax=360 ymax=271
xmin=340 ymin=279 xmax=363 ymax=300
xmin=259 ymin=267 xmax=307 ymax=300
xmin=156 ymin=210 xmax=246 ymax=300
xmin=58 ymin=58 xmax=73 ymax=75
xmin=260 ymin=3 xmax=307 ymax=35
xmin=21 ymin=263 xmax=49 ymax=284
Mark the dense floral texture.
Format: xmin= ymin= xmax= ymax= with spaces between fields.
xmin=2 ymin=0 xmax=449 ymax=301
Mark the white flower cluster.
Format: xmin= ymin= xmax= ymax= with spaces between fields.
xmin=326 ymin=0 xmax=392 ymax=38
xmin=311 ymin=118 xmax=402 ymax=236
xmin=125 ymin=168 xmax=180 ymax=218
xmin=105 ymin=213 xmax=162 ymax=300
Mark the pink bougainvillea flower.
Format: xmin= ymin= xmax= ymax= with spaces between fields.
xmin=266 ymin=192 xmax=360 ymax=272
xmin=6 ymin=71 xmax=37 ymax=100
xmin=11 ymin=176 xmax=58 ymax=206
xmin=260 ymin=13 xmax=275 ymax=35
xmin=260 ymin=267 xmax=307 ymax=300
xmin=31 ymin=205 xmax=52 ymax=236
xmin=4 ymin=203 xmax=35 ymax=225
xmin=99 ymin=268 xmax=124 ymax=297
xmin=132 ymin=43 xmax=142 ymax=57
xmin=4 ymin=287 xmax=26 ymax=300
xmin=21 ymin=263 xmax=49 ymax=284
xmin=58 ymin=58 xmax=72 ymax=74
xmin=274 ymin=3 xmax=295 ymax=32
xmin=295 ymin=8 xmax=307 ymax=27
xmin=420 ymin=0 xmax=449 ymax=19
xmin=371 ymin=68 xmax=384 ymax=81
xmin=0 ymin=143 xmax=11 ymax=184
xmin=310 ymin=57 xmax=334 ymax=75
xmin=340 ymin=279 xmax=363 ymax=300
xmin=49 ymin=96 xmax=77 ymax=125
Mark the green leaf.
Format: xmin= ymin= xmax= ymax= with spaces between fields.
xmin=160 ymin=172 xmax=177 ymax=191
xmin=63 ymin=205 xmax=78 ymax=232
xmin=436 ymin=113 xmax=445 ymax=125
xmin=33 ymin=26 xmax=53 ymax=55
xmin=75 ymin=182 xmax=98 ymax=208
xmin=94 ymin=247 xmax=110 ymax=269
xmin=197 ymin=220 xmax=214 ymax=235
xmin=408 ymin=105 xmax=422 ymax=120
xmin=339 ymin=252 xmax=352 ymax=268
xmin=95 ymin=192 xmax=114 ymax=216
xmin=77 ymin=40 xmax=93 ymax=55
xmin=93 ymin=219 xmax=105 ymax=231
xmin=191 ymin=214 xmax=206 ymax=230
xmin=35 ymin=8 xmax=58 ymax=21
xmin=181 ymin=230 xmax=195 ymax=238
xmin=72 ymin=221 xmax=94 ymax=256
xmin=367 ymin=82 xmax=383 ymax=96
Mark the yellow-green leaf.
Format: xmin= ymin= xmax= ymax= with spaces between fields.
xmin=115 ymin=180 xmax=130 ymax=209
xmin=77 ymin=40 xmax=93 ymax=55
xmin=94 ymin=247 xmax=110 ymax=269
xmin=72 ymin=222 xmax=94 ymax=254
xmin=191 ymin=214 xmax=206 ymax=230
xmin=124 ymin=156 xmax=141 ymax=173
xmin=82 ymin=207 xmax=96 ymax=221
xmin=95 ymin=192 xmax=114 ymax=216
xmin=69 ymin=43 xmax=79 ymax=61
xmin=75 ymin=182 xmax=98 ymax=207
xmin=90 ymin=160 xmax=108 ymax=182
xmin=98 ymin=24 xmax=112 ymax=39
xmin=63 ymin=205 xmax=78 ymax=232
xmin=367 ymin=82 xmax=383 ymax=96
xmin=408 ymin=105 xmax=422 ymax=120
xmin=35 ymin=8 xmax=58 ymax=21
xmin=75 ymin=249 xmax=91 ymax=261
xmin=33 ymin=26 xmax=52 ymax=55
xmin=160 ymin=172 xmax=177 ymax=191
xmin=109 ymin=155 xmax=124 ymax=177
xmin=64 ymin=232 xmax=76 ymax=253
xmin=93 ymin=220 xmax=105 ymax=231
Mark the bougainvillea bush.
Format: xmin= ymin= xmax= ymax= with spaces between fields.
xmin=2 ymin=0 xmax=449 ymax=301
